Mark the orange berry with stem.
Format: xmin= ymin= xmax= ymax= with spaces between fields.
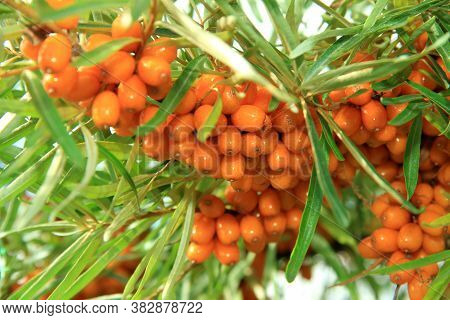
xmin=258 ymin=188 xmax=281 ymax=217
xmin=214 ymin=240 xmax=240 ymax=265
xmin=437 ymin=162 xmax=450 ymax=187
xmin=241 ymin=133 xmax=262 ymax=158
xmin=221 ymin=154 xmax=245 ymax=181
xmin=381 ymin=206 xmax=410 ymax=230
xmin=233 ymin=190 xmax=258 ymax=214
xmin=422 ymin=234 xmax=445 ymax=254
xmin=111 ymin=14 xmax=143 ymax=52
xmin=42 ymin=64 xmax=78 ymax=98
xmin=117 ymin=75 xmax=147 ymax=112
xmin=389 ymin=258 xmax=414 ymax=284
xmin=92 ymin=91 xmax=121 ymax=128
xmin=240 ymin=215 xmax=265 ymax=244
xmin=418 ymin=210 xmax=444 ymax=236
xmin=345 ymin=82 xmax=373 ymax=105
xmin=411 ymin=183 xmax=434 ymax=208
xmin=198 ymin=194 xmax=224 ymax=219
xmin=137 ymin=55 xmax=171 ymax=86
xmin=194 ymin=74 xmax=224 ymax=105
xmin=142 ymin=37 xmax=177 ymax=62
xmin=361 ymin=100 xmax=387 ymax=132
xmin=371 ymin=228 xmax=399 ymax=253
xmin=218 ymin=127 xmax=242 ymax=156
xmin=333 ymin=105 xmax=362 ymax=136
xmin=221 ymin=85 xmax=242 ymax=114
xmin=38 ymin=33 xmax=72 ymax=73
xmin=103 ymin=51 xmax=135 ymax=84
xmin=186 ymin=241 xmax=214 ymax=263
xmin=263 ymin=213 xmax=286 ymax=238
xmin=397 ymin=223 xmax=423 ymax=253
xmin=191 ymin=213 xmax=215 ymax=244
xmin=174 ymin=88 xmax=196 ymax=115
xmin=244 ymin=236 xmax=267 ymax=254
xmin=232 ymin=105 xmax=266 ymax=132
xmin=236 ymin=82 xmax=257 ymax=105
xmin=83 ymin=34 xmax=112 ymax=52
xmin=358 ymin=237 xmax=381 ymax=259
xmin=407 ymin=273 xmax=431 ymax=300
xmin=20 ymin=37 xmax=41 ymax=61
xmin=216 ymin=214 xmax=240 ymax=245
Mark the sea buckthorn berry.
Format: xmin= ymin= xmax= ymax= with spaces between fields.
xmin=115 ymin=111 xmax=139 ymax=137
xmin=335 ymin=158 xmax=356 ymax=184
xmin=245 ymin=236 xmax=267 ymax=254
xmin=422 ymin=118 xmax=440 ymax=136
xmin=418 ymin=210 xmax=444 ymax=236
xmin=345 ymin=82 xmax=373 ymax=105
xmin=263 ymin=214 xmax=286 ymax=238
xmin=352 ymin=51 xmax=375 ymax=63
xmin=240 ymin=215 xmax=265 ymax=244
xmin=325 ymin=89 xmax=346 ymax=104
xmin=231 ymin=175 xmax=253 ymax=193
xmin=260 ymin=130 xmax=278 ymax=155
xmin=268 ymin=143 xmax=290 ymax=172
xmin=411 ymin=183 xmax=433 ymax=207
xmin=422 ymin=234 xmax=445 ymax=254
xmin=142 ymin=37 xmax=177 ymax=63
xmin=139 ymin=105 xmax=174 ymax=132
xmin=350 ymin=126 xmax=371 ymax=145
xmin=171 ymin=132 xmax=196 ymax=160
xmin=236 ymin=82 xmax=257 ymax=105
xmin=191 ymin=213 xmax=215 ymax=244
xmin=20 ymin=37 xmax=41 ymax=61
xmin=221 ymin=154 xmax=245 ymax=181
xmin=389 ymin=180 xmax=407 ymax=201
xmin=397 ymin=223 xmax=423 ymax=253
xmin=269 ymin=170 xmax=298 ymax=190
xmin=376 ymin=161 xmax=398 ymax=182
xmin=46 ymin=0 xmax=79 ymax=29
xmin=232 ymin=105 xmax=266 ymax=132
xmin=413 ymin=250 xmax=440 ymax=276
xmin=143 ymin=131 xmax=168 ymax=160
xmin=371 ymin=228 xmax=399 ymax=253
xmin=38 ymin=33 xmax=72 ymax=73
xmin=84 ymin=34 xmax=112 ymax=52
xmin=195 ymin=74 xmax=224 ymax=105
xmin=251 ymin=175 xmax=271 ymax=192
xmin=437 ymin=57 xmax=449 ymax=78
xmin=294 ymin=181 xmax=308 ymax=206
xmin=225 ymin=185 xmax=237 ymax=204
xmin=401 ymin=70 xmax=426 ymax=95
xmin=434 ymin=185 xmax=449 ymax=208
xmin=192 ymin=142 xmax=220 ymax=175
xmin=389 ymin=258 xmax=414 ymax=284
xmin=168 ymin=113 xmax=195 ymax=142
xmin=437 ymin=163 xmax=450 ymax=187
xmin=279 ymin=189 xmax=296 ymax=211
xmin=361 ymin=100 xmax=387 ymax=132
xmin=241 ymin=133 xmax=262 ymax=158
xmin=328 ymin=152 xmax=338 ymax=173
xmin=218 ymin=127 xmax=242 ymax=156
xmin=198 ymin=194 xmax=224 ymax=219
xmin=371 ymin=194 xmax=391 ymax=218
xmin=65 ymin=69 xmax=101 ymax=102
xmin=286 ymin=207 xmax=302 ymax=231
xmin=408 ymin=273 xmax=431 ymax=300
xmin=221 ymin=85 xmax=241 ymax=114
xmin=414 ymin=32 xmax=428 ymax=51
xmin=333 ymin=105 xmax=362 ymax=136
xmin=186 ymin=241 xmax=214 ymax=263
xmin=430 ymin=136 xmax=448 ymax=165
xmin=253 ymin=86 xmax=271 ymax=113
xmin=258 ymin=188 xmax=281 ymax=217
xmin=366 ymin=145 xmax=389 ymax=166
xmin=386 ymin=133 xmax=407 ymax=155
xmin=137 ymin=56 xmax=171 ymax=86
xmin=426 ymin=204 xmax=445 ymax=216
xmin=92 ymin=91 xmax=121 ymax=128
xmin=216 ymin=214 xmax=240 ymax=245
xmin=42 ymin=65 xmax=78 ymax=98
xmin=282 ymin=129 xmax=310 ymax=153
xmin=358 ymin=237 xmax=381 ymax=259
xmin=233 ymin=190 xmax=258 ymax=214
xmin=214 ymin=240 xmax=240 ymax=265
xmin=111 ymin=14 xmax=143 ymax=52
xmin=373 ymin=124 xmax=397 ymax=142
xmin=174 ymin=89 xmax=196 ymax=115
xmin=271 ymin=107 xmax=303 ymax=133
xmin=103 ymin=51 xmax=135 ymax=84
xmin=194 ymin=105 xmax=227 ymax=136
xmin=117 ymin=75 xmax=147 ymax=112
xmin=148 ymin=79 xmax=172 ymax=101
xmin=381 ymin=206 xmax=410 ymax=230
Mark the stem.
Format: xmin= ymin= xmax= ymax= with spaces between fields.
xmin=0 ymin=65 xmax=38 ymax=78
xmin=312 ymin=0 xmax=352 ymax=28
xmin=328 ymin=258 xmax=385 ymax=288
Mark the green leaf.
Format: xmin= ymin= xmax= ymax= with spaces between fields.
xmin=137 ymin=55 xmax=207 ymax=136
xmin=405 ymin=80 xmax=450 ymax=114
xmin=129 ymin=0 xmax=152 ymax=21
xmin=423 ymin=108 xmax=450 ymax=138
xmin=197 ymin=94 xmax=223 ymax=142
xmin=318 ymin=114 xmax=345 ymax=161
xmin=0 ymin=222 xmax=76 ymax=239
xmin=424 ymin=260 xmax=450 ymax=300
xmin=380 ymin=94 xmax=423 ymax=105
xmin=388 ymin=101 xmax=430 ymax=126
xmin=301 ymin=100 xmax=349 ymax=226
xmin=73 ymin=37 xmax=140 ymax=67
xmin=370 ymin=250 xmax=450 ymax=275
xmin=22 ymin=70 xmax=84 ymax=168
xmin=371 ymin=66 xmax=412 ymax=91
xmin=428 ymin=22 xmax=450 ymax=70
xmin=0 ymin=99 xmax=38 ymax=117
xmin=423 ymin=213 xmax=450 ymax=228
xmin=363 ymin=0 xmax=389 ymax=31
xmin=285 ymin=168 xmax=322 ymax=282
xmin=403 ymin=116 xmax=422 ymax=199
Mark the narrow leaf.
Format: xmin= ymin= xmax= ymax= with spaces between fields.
xmin=404 ymin=116 xmax=422 ymax=199
xmin=197 ymin=94 xmax=223 ymax=142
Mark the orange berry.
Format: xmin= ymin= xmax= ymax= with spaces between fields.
xmin=282 ymin=129 xmax=310 ymax=153
xmin=168 ymin=113 xmax=195 ymax=142
xmin=214 ymin=240 xmax=240 ymax=265
xmin=352 ymin=52 xmax=375 ymax=63
xmin=115 ymin=111 xmax=139 ymax=137
xmin=437 ymin=57 xmax=449 ymax=78
xmin=361 ymin=100 xmax=387 ymax=132
xmin=142 ymin=37 xmax=177 ymax=63
xmin=232 ymin=105 xmax=266 ymax=132
xmin=171 ymin=132 xmax=196 ymax=160
xmin=389 ymin=180 xmax=407 ymax=201
xmin=244 ymin=236 xmax=267 ymax=254
xmin=350 ymin=126 xmax=371 ymax=145
xmin=376 ymin=161 xmax=398 ymax=182
xmin=111 ymin=14 xmax=143 ymax=52
xmin=371 ymin=194 xmax=391 ymax=218
xmin=230 ymin=175 xmax=253 ymax=193
xmin=192 ymin=142 xmax=220 ymax=175
xmin=418 ymin=210 xmax=444 ymax=236
xmin=241 ymin=133 xmax=262 ymax=158
xmin=411 ymin=183 xmax=434 ymax=208
xmin=271 ymin=107 xmax=303 ymax=133
xmin=269 ymin=170 xmax=298 ymax=190
xmin=345 ymin=82 xmax=373 ymax=105
xmin=430 ymin=136 xmax=448 ymax=165
xmin=137 ymin=56 xmax=171 ymax=86
xmin=92 ymin=91 xmax=121 ymax=128
xmin=422 ymin=234 xmax=445 ymax=254
xmin=20 ymin=37 xmax=41 ymax=61
xmin=193 ymin=105 xmax=227 ymax=136
xmin=103 ymin=51 xmax=135 ymax=84
xmin=236 ymin=82 xmax=257 ymax=105
xmin=371 ymin=228 xmax=399 ymax=253
xmin=358 ymin=237 xmax=381 ymax=259
xmin=258 ymin=188 xmax=281 ymax=217
xmin=194 ymin=74 xmax=224 ymax=105
xmin=333 ymin=105 xmax=362 ymax=136
xmin=42 ymin=64 xmax=77 ymax=98
xmin=251 ymin=175 xmax=271 ymax=192
xmin=142 ymin=131 xmax=168 ymax=159
xmin=139 ymin=105 xmax=173 ymax=132
xmin=147 ymin=79 xmax=172 ymax=101
xmin=233 ymin=190 xmax=258 ymax=214
xmin=325 ymin=89 xmax=346 ymax=104
xmin=65 ymin=69 xmax=100 ymax=102
xmin=425 ymin=204 xmax=445 ymax=216
xmin=216 ymin=214 xmax=240 ymax=244
xmin=407 ymin=273 xmax=431 ymax=300
xmin=221 ymin=85 xmax=241 ymax=114
xmin=218 ymin=127 xmax=242 ymax=156
xmin=253 ymin=86 xmax=271 ymax=113
xmin=38 ymin=33 xmax=71 ymax=73
xmin=84 ymin=34 xmax=112 ymax=52
xmin=389 ymin=258 xmax=414 ymax=284
xmin=433 ymin=184 xmax=449 ymax=208
xmin=386 ymin=133 xmax=407 ymax=155
xmin=117 ymin=75 xmax=147 ymax=112
xmin=397 ymin=223 xmax=423 ymax=253
xmin=381 ymin=206 xmax=410 ymax=230
xmin=174 ymin=88 xmax=196 ymax=115
xmin=221 ymin=154 xmax=245 ymax=181
xmin=191 ymin=213 xmax=215 ymax=244
xmin=263 ymin=213 xmax=286 ymax=238
xmin=401 ymin=70 xmax=426 ymax=95
xmin=372 ymin=124 xmax=397 ymax=142
xmin=46 ymin=0 xmax=79 ymax=29
xmin=414 ymin=32 xmax=428 ymax=51
xmin=267 ymin=143 xmax=290 ymax=172
xmin=240 ymin=215 xmax=265 ymax=244
xmin=186 ymin=241 xmax=214 ymax=263
xmin=198 ymin=194 xmax=224 ymax=218
xmin=260 ymin=130 xmax=279 ymax=155
xmin=279 ymin=189 xmax=296 ymax=211
xmin=437 ymin=162 xmax=450 ymax=187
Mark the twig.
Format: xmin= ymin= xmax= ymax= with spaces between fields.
xmin=328 ymin=258 xmax=384 ymax=288
xmin=0 ymin=65 xmax=38 ymax=78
